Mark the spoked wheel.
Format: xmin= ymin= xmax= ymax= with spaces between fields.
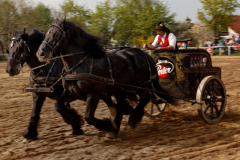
xmin=126 ymin=94 xmax=167 ymax=119
xmin=144 ymin=101 xmax=168 ymax=119
xmin=196 ymin=76 xmax=226 ymax=124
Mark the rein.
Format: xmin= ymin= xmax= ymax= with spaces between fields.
xmin=25 ymin=51 xmax=85 ymax=72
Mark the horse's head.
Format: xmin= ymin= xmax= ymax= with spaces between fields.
xmin=37 ymin=18 xmax=105 ymax=62
xmin=37 ymin=19 xmax=68 ymax=62
xmin=6 ymin=28 xmax=30 ymax=76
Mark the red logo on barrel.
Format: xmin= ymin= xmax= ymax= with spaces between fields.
xmin=156 ymin=59 xmax=174 ymax=79
xmin=157 ymin=65 xmax=168 ymax=78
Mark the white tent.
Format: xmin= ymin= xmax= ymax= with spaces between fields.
xmin=220 ymin=28 xmax=238 ymax=39
xmin=228 ymin=27 xmax=238 ymax=37
xmin=220 ymin=35 xmax=231 ymax=39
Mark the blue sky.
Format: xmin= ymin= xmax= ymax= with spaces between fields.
xmin=32 ymin=0 xmax=240 ymax=23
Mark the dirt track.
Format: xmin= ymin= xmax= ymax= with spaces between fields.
xmin=1 ymin=56 xmax=240 ymax=160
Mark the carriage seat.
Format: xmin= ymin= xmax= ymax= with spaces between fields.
xmin=176 ymin=38 xmax=193 ymax=49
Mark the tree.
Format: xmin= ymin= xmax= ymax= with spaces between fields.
xmin=170 ymin=21 xmax=191 ymax=40
xmin=88 ymin=0 xmax=115 ymax=45
xmin=0 ymin=0 xmax=18 ymax=50
xmin=15 ymin=0 xmax=40 ymax=30
xmin=113 ymin=0 xmax=176 ymax=46
xmin=190 ymin=22 xmax=214 ymax=46
xmin=59 ymin=0 xmax=91 ymax=28
xmin=34 ymin=3 xmax=54 ymax=31
xmin=198 ymin=0 xmax=240 ymax=34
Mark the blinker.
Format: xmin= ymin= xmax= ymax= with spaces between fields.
xmin=10 ymin=41 xmax=14 ymax=48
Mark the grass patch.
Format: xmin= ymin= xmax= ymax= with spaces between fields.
xmin=211 ymin=50 xmax=240 ymax=56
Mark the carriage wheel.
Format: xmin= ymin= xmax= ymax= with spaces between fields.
xmin=196 ymin=76 xmax=226 ymax=123
xmin=126 ymin=95 xmax=167 ymax=119
xmin=144 ymin=101 xmax=168 ymax=119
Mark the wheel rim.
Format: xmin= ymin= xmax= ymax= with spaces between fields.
xmin=144 ymin=102 xmax=167 ymax=118
xmin=198 ymin=76 xmax=226 ymax=123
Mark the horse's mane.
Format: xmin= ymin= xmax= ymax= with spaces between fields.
xmin=24 ymin=29 xmax=44 ymax=46
xmin=9 ymin=29 xmax=43 ymax=50
xmin=57 ymin=19 xmax=106 ymax=57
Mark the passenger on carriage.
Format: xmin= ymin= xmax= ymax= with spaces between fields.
xmin=143 ymin=22 xmax=177 ymax=52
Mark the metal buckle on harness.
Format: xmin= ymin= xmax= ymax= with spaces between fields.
xmin=109 ymin=79 xmax=115 ymax=86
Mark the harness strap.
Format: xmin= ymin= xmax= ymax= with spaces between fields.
xmin=42 ymin=41 xmax=53 ymax=50
xmin=29 ymin=76 xmax=61 ymax=83
xmin=62 ymin=73 xmax=113 ymax=85
xmin=66 ymin=54 xmax=89 ymax=74
xmin=106 ymin=56 xmax=114 ymax=83
xmin=46 ymin=62 xmax=55 ymax=80
xmin=89 ymin=58 xmax=94 ymax=76
xmin=52 ymin=24 xmax=65 ymax=35
xmin=62 ymin=55 xmax=115 ymax=85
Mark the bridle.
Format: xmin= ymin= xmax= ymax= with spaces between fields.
xmin=8 ymin=37 xmax=31 ymax=68
xmin=42 ymin=23 xmax=67 ymax=59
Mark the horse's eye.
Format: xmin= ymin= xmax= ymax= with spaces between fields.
xmin=6 ymin=49 xmax=9 ymax=54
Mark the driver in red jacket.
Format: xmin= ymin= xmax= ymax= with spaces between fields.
xmin=143 ymin=22 xmax=177 ymax=52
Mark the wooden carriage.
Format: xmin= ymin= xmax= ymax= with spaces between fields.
xmin=145 ymin=41 xmax=226 ymax=124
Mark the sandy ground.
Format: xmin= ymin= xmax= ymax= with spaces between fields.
xmin=1 ymin=56 xmax=240 ymax=160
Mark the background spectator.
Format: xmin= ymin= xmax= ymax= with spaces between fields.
xmin=234 ymin=42 xmax=239 ymax=52
xmin=228 ymin=38 xmax=234 ymax=45
xmin=218 ymin=41 xmax=224 ymax=55
xmin=212 ymin=43 xmax=218 ymax=50
xmin=204 ymin=41 xmax=208 ymax=47
xmin=235 ymin=33 xmax=239 ymax=44
xmin=207 ymin=39 xmax=212 ymax=47
xmin=213 ymin=35 xmax=219 ymax=45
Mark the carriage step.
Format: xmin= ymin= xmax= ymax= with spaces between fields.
xmin=24 ymin=87 xmax=54 ymax=93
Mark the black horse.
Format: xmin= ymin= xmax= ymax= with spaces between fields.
xmin=5 ymin=28 xmax=117 ymax=141
xmin=36 ymin=19 xmax=169 ymax=138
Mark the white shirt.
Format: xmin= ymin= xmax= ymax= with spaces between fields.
xmin=152 ymin=33 xmax=177 ymax=49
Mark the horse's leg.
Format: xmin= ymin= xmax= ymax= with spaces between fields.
xmin=106 ymin=93 xmax=125 ymax=139
xmin=23 ymin=93 xmax=46 ymax=142
xmin=85 ymin=95 xmax=117 ymax=132
xmin=103 ymin=97 xmax=117 ymax=117
xmin=55 ymin=90 xmax=85 ymax=135
xmin=103 ymin=95 xmax=133 ymax=116
xmin=128 ymin=90 xmax=150 ymax=129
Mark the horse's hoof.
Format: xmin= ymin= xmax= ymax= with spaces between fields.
xmin=105 ymin=131 xmax=117 ymax=139
xmin=128 ymin=121 xmax=137 ymax=129
xmin=72 ymin=128 xmax=84 ymax=135
xmin=128 ymin=117 xmax=140 ymax=129
xmin=23 ymin=131 xmax=38 ymax=142
xmin=22 ymin=138 xmax=36 ymax=143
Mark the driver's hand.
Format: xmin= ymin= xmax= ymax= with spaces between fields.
xmin=155 ymin=47 xmax=163 ymax=52
xmin=143 ymin=44 xmax=147 ymax=49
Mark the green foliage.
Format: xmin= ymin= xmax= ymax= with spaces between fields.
xmin=59 ymin=0 xmax=90 ymax=28
xmin=35 ymin=3 xmax=54 ymax=31
xmin=0 ymin=0 xmax=18 ymax=50
xmin=213 ymin=50 xmax=219 ymax=55
xmin=113 ymin=0 xmax=176 ymax=46
xmin=88 ymin=0 xmax=115 ymax=45
xmin=171 ymin=21 xmax=191 ymax=39
xmin=198 ymin=0 xmax=240 ymax=34
xmin=0 ymin=0 xmax=55 ymax=50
